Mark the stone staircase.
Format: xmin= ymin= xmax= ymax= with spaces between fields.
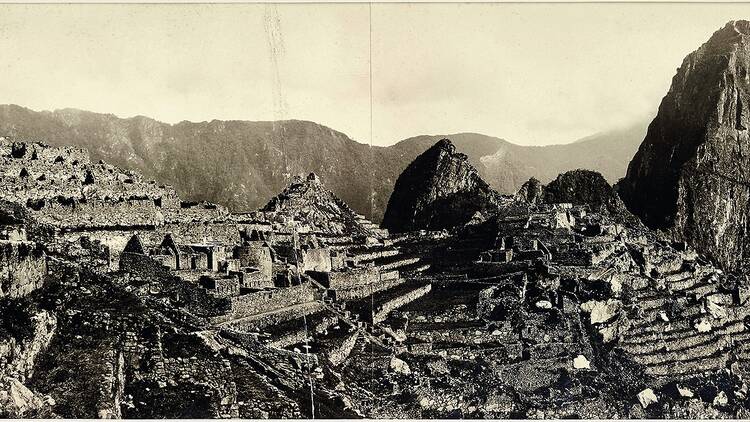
xmin=615 ymin=264 xmax=750 ymax=381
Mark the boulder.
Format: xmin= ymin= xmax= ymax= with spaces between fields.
xmin=389 ymin=356 xmax=411 ymax=375
xmin=695 ymin=318 xmax=713 ymax=333
xmin=573 ymin=355 xmax=591 ymax=370
xmin=637 ymin=388 xmax=658 ymax=409
xmin=0 ymin=377 xmax=47 ymax=417
xmin=581 ymin=299 xmax=622 ymax=324
xmin=678 ymin=385 xmax=695 ymax=398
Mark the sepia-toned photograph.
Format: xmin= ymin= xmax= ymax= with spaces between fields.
xmin=3 ymin=1 xmax=750 ymax=419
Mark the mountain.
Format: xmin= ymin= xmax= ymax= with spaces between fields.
xmin=0 ymin=104 xmax=646 ymax=222
xmin=395 ymin=123 xmax=648 ymax=195
xmin=382 ymin=139 xmax=500 ymax=233
xmin=542 ymin=170 xmax=620 ymax=213
xmin=619 ymin=20 xmax=750 ymax=271
xmin=0 ymin=104 xmax=384 ymax=219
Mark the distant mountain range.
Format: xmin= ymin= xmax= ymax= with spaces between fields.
xmin=0 ymin=104 xmax=648 ymax=222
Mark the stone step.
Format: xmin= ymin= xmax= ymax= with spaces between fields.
xmin=375 ymin=255 xmax=421 ymax=271
xmin=630 ymin=335 xmax=731 ymax=366
xmin=645 ymin=353 xmax=728 ymax=377
xmin=666 ymin=274 xmax=705 ymax=291
xmin=634 ymin=281 xmax=716 ymax=303
xmin=663 ymin=271 xmax=697 ymax=283
xmin=636 ymin=296 xmax=668 ymax=311
xmin=621 ymin=319 xmax=745 ymax=346
xmin=622 ymin=330 xmax=718 ymax=356
xmin=678 ymin=281 xmax=719 ymax=298
xmin=625 ymin=304 xmax=703 ymax=332
xmin=628 ymin=277 xmax=651 ymax=292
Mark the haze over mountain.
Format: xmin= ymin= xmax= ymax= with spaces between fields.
xmin=0 ymin=104 xmax=646 ymax=222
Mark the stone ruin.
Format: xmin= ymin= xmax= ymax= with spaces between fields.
xmin=2 ymin=135 xmax=750 ymax=418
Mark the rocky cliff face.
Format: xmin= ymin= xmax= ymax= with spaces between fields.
xmin=382 ymin=139 xmax=500 ymax=233
xmin=619 ymin=20 xmax=750 ymax=270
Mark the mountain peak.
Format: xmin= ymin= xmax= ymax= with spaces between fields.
xmin=432 ymin=138 xmax=456 ymax=152
xmin=697 ymin=19 xmax=750 ymax=51
xmin=382 ymin=139 xmax=499 ymax=233
xmin=620 ymin=20 xmax=750 ymax=270
xmin=724 ymin=19 xmax=750 ymax=36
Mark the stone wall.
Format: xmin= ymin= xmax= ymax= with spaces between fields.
xmin=0 ymin=241 xmax=46 ymax=298
xmin=240 ymin=269 xmax=275 ymax=289
xmin=379 ymin=269 xmax=400 ymax=282
xmin=163 ymin=202 xmax=230 ymax=224
xmin=119 ymin=252 xmax=172 ymax=281
xmin=0 ymin=140 xmax=179 ymax=230
xmin=61 ymin=223 xmax=240 ymax=271
xmin=234 ymin=243 xmax=272 ymax=282
xmin=95 ymin=349 xmax=125 ymax=419
xmin=153 ymin=222 xmax=240 ymax=246
xmin=226 ymin=283 xmax=316 ymax=320
xmin=373 ymin=284 xmax=432 ymax=323
xmin=216 ymin=302 xmax=323 ymax=330
xmin=266 ymin=328 xmax=308 ymax=349
xmin=60 ymin=229 xmax=140 ymax=270
xmin=324 ymin=331 xmax=359 ymax=366
xmin=331 ymin=277 xmax=405 ymax=301
xmin=200 ymin=274 xmax=240 ymax=297
xmin=33 ymin=197 xmax=163 ymax=229
xmin=313 ymin=267 xmax=379 ymax=289
xmin=349 ymin=248 xmax=399 ymax=264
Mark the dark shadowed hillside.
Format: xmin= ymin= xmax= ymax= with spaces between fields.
xmin=383 ymin=139 xmax=501 ymax=233
xmin=0 ymin=104 xmax=646 ymax=222
xmin=620 ymin=20 xmax=750 ymax=271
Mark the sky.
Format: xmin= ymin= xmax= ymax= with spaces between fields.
xmin=1 ymin=3 xmax=750 ymax=146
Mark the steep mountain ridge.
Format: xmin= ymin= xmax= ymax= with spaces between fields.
xmin=620 ymin=20 xmax=750 ymax=270
xmin=382 ymin=139 xmax=501 ymax=233
xmin=0 ymin=104 xmax=646 ymax=222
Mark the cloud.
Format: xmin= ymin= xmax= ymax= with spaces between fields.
xmin=2 ymin=3 xmax=750 ymax=146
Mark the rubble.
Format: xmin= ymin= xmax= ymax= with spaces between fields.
xmin=572 ymin=355 xmax=591 ymax=370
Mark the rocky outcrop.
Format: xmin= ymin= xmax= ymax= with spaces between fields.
xmin=0 ymin=311 xmax=57 ymax=379
xmin=0 ymin=310 xmax=57 ymax=418
xmin=0 ymin=242 xmax=47 ymax=299
xmin=0 ymin=376 xmax=54 ymax=417
xmin=382 ymin=139 xmax=500 ymax=233
xmin=543 ymin=170 xmax=620 ymax=211
xmin=619 ymin=20 xmax=750 ymax=270
xmin=516 ymin=177 xmax=544 ymax=204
